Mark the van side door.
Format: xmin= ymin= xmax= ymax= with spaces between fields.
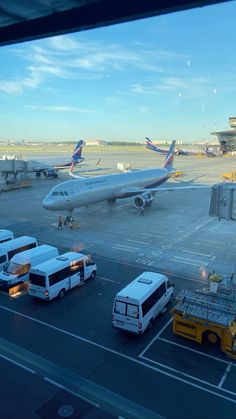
xmin=69 ymin=259 xmax=84 ymax=288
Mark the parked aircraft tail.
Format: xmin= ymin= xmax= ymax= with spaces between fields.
xmin=145 ymin=137 xmax=168 ymax=155
xmin=163 ymin=141 xmax=176 ymax=170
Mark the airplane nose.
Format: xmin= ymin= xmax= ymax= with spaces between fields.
xmin=43 ymin=197 xmax=55 ymax=210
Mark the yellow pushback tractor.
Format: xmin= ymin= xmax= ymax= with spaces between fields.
xmin=172 ymin=288 xmax=236 ymax=359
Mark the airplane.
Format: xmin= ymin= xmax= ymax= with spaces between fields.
xmin=145 ymin=137 xmax=217 ymax=157
xmin=0 ymin=140 xmax=94 ymax=181
xmin=145 ymin=137 xmax=189 ymax=156
xmin=43 ymin=140 xmax=209 ymax=215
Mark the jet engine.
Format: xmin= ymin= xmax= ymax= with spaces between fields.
xmin=133 ymin=192 xmax=154 ymax=209
xmin=42 ymin=169 xmax=58 ymax=178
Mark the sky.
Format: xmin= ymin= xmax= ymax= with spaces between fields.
xmin=0 ymin=1 xmax=235 ymax=143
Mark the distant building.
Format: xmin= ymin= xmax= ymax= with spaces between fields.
xmin=211 ymin=117 xmax=236 ymax=153
xmin=85 ymin=139 xmax=107 ymax=146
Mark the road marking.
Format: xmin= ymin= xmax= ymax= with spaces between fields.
xmin=114 ymin=244 xmax=139 ymax=250
xmin=112 ymin=247 xmax=136 ymax=253
xmin=0 ymin=353 xmax=36 ymax=374
xmin=127 ymin=239 xmax=150 ymax=245
xmin=170 ymin=258 xmax=202 ymax=267
xmin=44 ymin=377 xmax=99 ymax=407
xmin=139 ymin=318 xmax=173 ymax=357
xmin=97 ymin=276 xmax=118 ymax=283
xmin=158 ymin=337 xmax=230 ymax=365
xmin=182 ymin=250 xmax=212 ymax=258
xmin=1 ymin=303 xmax=236 ymax=404
xmin=218 ymin=363 xmax=233 ymax=388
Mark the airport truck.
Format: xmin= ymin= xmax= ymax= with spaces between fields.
xmin=172 ymin=288 xmax=236 ymax=359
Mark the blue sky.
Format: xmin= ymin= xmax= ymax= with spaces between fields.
xmin=0 ymin=1 xmax=235 ymax=143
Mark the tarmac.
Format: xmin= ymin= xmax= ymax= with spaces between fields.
xmin=1 ymin=149 xmax=236 ymax=419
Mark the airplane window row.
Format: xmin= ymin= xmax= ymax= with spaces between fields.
xmin=51 ymin=191 xmax=69 ymax=196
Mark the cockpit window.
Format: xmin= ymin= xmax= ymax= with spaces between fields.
xmin=59 ymin=191 xmax=64 ymax=196
xmin=52 ymin=192 xmax=59 ymax=196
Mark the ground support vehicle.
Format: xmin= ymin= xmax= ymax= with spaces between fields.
xmin=28 ymin=252 xmax=97 ymax=301
xmin=172 ymin=288 xmax=236 ymax=359
xmin=112 ymin=271 xmax=174 ymax=334
xmin=222 ymin=171 xmax=236 ymax=182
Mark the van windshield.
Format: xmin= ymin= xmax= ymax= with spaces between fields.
xmin=29 ymin=272 xmax=46 ymax=286
xmin=6 ymin=262 xmax=30 ymax=275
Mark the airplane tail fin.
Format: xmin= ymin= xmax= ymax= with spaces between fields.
xmin=163 ymin=141 xmax=176 ymax=170
xmin=71 ymin=140 xmax=84 ymax=164
xmin=145 ymin=137 xmax=168 ymax=155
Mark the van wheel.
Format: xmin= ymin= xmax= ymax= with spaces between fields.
xmin=58 ymin=289 xmax=65 ymax=299
xmin=90 ymin=271 xmax=96 ymax=280
xmin=148 ymin=319 xmax=153 ymax=330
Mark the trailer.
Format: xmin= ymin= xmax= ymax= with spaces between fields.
xmin=172 ymin=287 xmax=236 ymax=359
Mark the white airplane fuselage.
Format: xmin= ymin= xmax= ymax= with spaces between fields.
xmin=43 ymin=167 xmax=172 ymax=211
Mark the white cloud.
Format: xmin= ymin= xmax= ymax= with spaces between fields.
xmin=25 ymin=104 xmax=100 ymax=113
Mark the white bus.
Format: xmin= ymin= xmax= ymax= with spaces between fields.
xmin=28 ymin=251 xmax=97 ymax=301
xmin=0 ymin=245 xmax=58 ymax=288
xmin=112 ymin=271 xmax=174 ymax=334
xmin=0 ymin=230 xmax=14 ymax=244
xmin=0 ymin=236 xmax=37 ymax=271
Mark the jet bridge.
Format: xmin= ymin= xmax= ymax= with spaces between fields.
xmin=209 ymin=182 xmax=236 ymax=220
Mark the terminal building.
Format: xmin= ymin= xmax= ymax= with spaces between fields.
xmin=211 ymin=117 xmax=236 ymax=153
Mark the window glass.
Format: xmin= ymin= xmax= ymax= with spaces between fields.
xmin=7 ymin=242 xmax=36 ymax=261
xmin=6 ymin=262 xmax=30 ymax=275
xmin=115 ymin=300 xmax=126 ymax=315
xmin=49 ymin=266 xmax=70 ymax=286
xmin=127 ymin=304 xmax=139 ymax=318
xmin=0 ymin=254 xmax=7 ymax=264
xmin=70 ymin=259 xmax=83 ymax=274
xmin=29 ymin=273 xmax=46 ymax=286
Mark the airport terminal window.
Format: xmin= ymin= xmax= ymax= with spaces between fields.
xmin=29 ymin=273 xmax=46 ymax=286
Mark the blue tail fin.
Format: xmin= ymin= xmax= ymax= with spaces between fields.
xmin=145 ymin=137 xmax=168 ymax=155
xmin=72 ymin=140 xmax=84 ymax=163
xmin=164 ymin=141 xmax=176 ymax=170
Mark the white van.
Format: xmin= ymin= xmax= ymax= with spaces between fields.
xmin=28 ymin=251 xmax=97 ymax=301
xmin=0 ymin=230 xmax=14 ymax=244
xmin=112 ymin=271 xmax=174 ymax=334
xmin=0 ymin=245 xmax=58 ymax=288
xmin=0 ymin=236 xmax=37 ymax=271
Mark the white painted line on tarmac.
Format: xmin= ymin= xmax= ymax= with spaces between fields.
xmin=218 ymin=363 xmax=233 ymax=388
xmin=127 ymin=239 xmax=151 ymax=245
xmin=114 ymin=244 xmax=139 ymax=250
xmin=139 ymin=318 xmax=173 ymax=358
xmin=112 ymin=246 xmax=136 ymax=253
xmin=0 ymin=305 xmax=236 ymax=404
xmin=170 ymin=258 xmax=201 ymax=267
xmin=158 ymin=337 xmax=229 ymax=365
xmin=182 ymin=250 xmax=212 ymax=258
xmin=44 ymin=377 xmax=99 ymax=407
xmin=97 ymin=276 xmax=118 ymax=283
xmin=0 ymin=353 xmax=36 ymax=374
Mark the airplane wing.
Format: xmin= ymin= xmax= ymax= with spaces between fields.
xmin=119 ymin=184 xmax=210 ymax=196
